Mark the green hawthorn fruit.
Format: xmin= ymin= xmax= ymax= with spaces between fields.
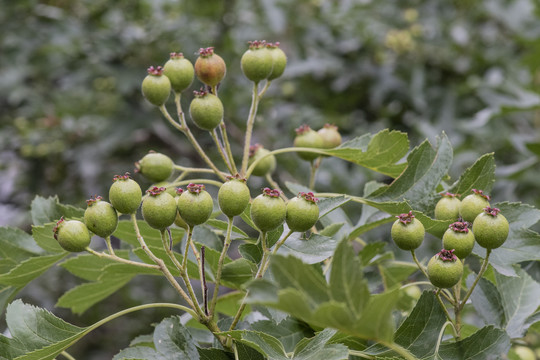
xmin=135 ymin=151 xmax=174 ymax=182
xmin=109 ymin=173 xmax=142 ymax=214
xmin=141 ymin=187 xmax=177 ymax=230
xmin=472 ymin=207 xmax=509 ymax=249
xmin=267 ymin=42 xmax=287 ymax=80
xmin=84 ymin=196 xmax=118 ymax=238
xmin=218 ymin=176 xmax=251 ymax=217
xmin=391 ymin=211 xmax=425 ymax=250
xmin=163 ymin=52 xmax=194 ymax=93
xmin=460 ymin=189 xmax=490 ymax=223
xmin=241 ymin=40 xmax=274 ymax=83
xmin=53 ymin=218 xmax=91 ymax=252
xmin=173 ymin=188 xmax=189 ymax=230
xmin=177 ymin=183 xmax=214 ymax=227
xmin=427 ymin=249 xmax=463 ymax=288
xmin=141 ymin=66 xmax=171 ymax=106
xmin=434 ymin=192 xmax=461 ymax=221
xmin=442 ymin=221 xmax=475 ymax=259
xmin=250 ymin=188 xmax=286 ymax=232
xmin=194 ymin=47 xmax=226 ymax=87
xmin=286 ymin=192 xmax=319 ymax=232
xmin=293 ymin=124 xmax=324 ymax=161
xmin=189 ymin=90 xmax=224 ymax=131
xmin=150 ymin=181 xmax=177 ymax=197
xmin=317 ymin=124 xmax=342 ymax=150
xmin=248 ymin=144 xmax=276 ymax=177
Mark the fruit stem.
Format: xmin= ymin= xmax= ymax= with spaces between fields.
xmin=459 ymin=248 xmax=491 ymax=310
xmin=265 ymin=173 xmax=288 ymax=201
xmin=272 ymin=229 xmax=294 ymax=255
xmin=434 ymin=321 xmax=459 ymax=356
xmin=245 ymin=146 xmax=330 ymax=179
xmin=379 ymin=341 xmax=417 ymax=360
xmin=170 ymin=178 xmax=224 ymax=189
xmin=170 ymin=94 xmax=228 ymax=181
xmin=220 ymin=121 xmax=238 ymax=174
xmin=240 ymin=82 xmax=260 ymax=177
xmin=85 ymin=247 xmax=159 ymax=270
xmin=435 ymin=289 xmax=454 ymax=324
xmin=60 ymin=351 xmax=76 ymax=360
xmin=411 ymin=250 xmax=429 ymax=279
xmin=257 ymin=80 xmax=272 ymax=99
xmin=104 ymin=236 xmax=115 ymax=256
xmin=201 ymin=246 xmax=209 ymax=315
xmin=182 ymin=226 xmax=193 ymax=270
xmin=129 ymin=214 xmax=196 ymax=311
xmin=309 ymin=157 xmax=322 ymax=190
xmin=173 ymin=164 xmax=226 ymax=176
xmin=453 ymin=284 xmax=462 ymax=338
xmin=209 ymin=216 xmax=234 ymax=318
xmin=211 ymin=127 xmax=235 ymax=174
xmin=229 ymin=231 xmax=271 ymax=332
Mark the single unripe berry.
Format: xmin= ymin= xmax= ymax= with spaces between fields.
xmin=241 ymin=40 xmax=274 ymax=83
xmin=293 ymin=124 xmax=324 ymax=162
xmin=194 ymin=47 xmax=226 ymax=87
xmin=248 ymin=144 xmax=276 ymax=177
xmin=163 ymin=52 xmax=194 ymax=94
xmin=266 ymin=42 xmax=287 ymax=81
xmin=53 ymin=218 xmax=91 ymax=252
xmin=109 ymin=173 xmax=142 ymax=214
xmin=391 ymin=211 xmax=425 ymax=250
xmin=460 ymin=189 xmax=490 ymax=223
xmin=286 ymin=192 xmax=319 ymax=232
xmin=472 ymin=207 xmax=509 ymax=249
xmin=218 ymin=176 xmax=251 ymax=217
xmin=177 ymin=184 xmax=214 ymax=227
xmin=141 ymin=187 xmax=177 ymax=230
xmin=250 ymin=188 xmax=286 ymax=232
xmin=135 ymin=151 xmax=174 ymax=182
xmin=141 ymin=66 xmax=171 ymax=106
xmin=442 ymin=221 xmax=475 ymax=259
xmin=427 ymin=249 xmax=463 ymax=288
xmin=434 ymin=192 xmax=461 ymax=221
xmin=317 ymin=124 xmax=342 ymax=150
xmin=84 ymin=196 xmax=118 ymax=238
xmin=189 ymin=90 xmax=224 ymax=131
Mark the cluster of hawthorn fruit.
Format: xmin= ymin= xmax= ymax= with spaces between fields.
xmin=52 ymin=41 xmax=339 ymax=255
xmin=391 ymin=189 xmax=509 ymax=289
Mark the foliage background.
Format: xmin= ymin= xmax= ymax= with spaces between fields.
xmin=1 ymin=0 xmax=540 ymax=358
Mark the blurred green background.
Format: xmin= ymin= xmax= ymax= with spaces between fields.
xmin=1 ymin=0 xmax=540 ymax=358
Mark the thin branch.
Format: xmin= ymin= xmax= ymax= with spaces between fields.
xmin=240 ymin=82 xmax=260 ymax=176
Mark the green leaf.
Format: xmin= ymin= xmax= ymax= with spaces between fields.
xmin=194 ymin=226 xmax=223 ymax=252
xmin=32 ymin=224 xmax=66 ymax=253
xmin=220 ymin=330 xmax=288 ymax=360
xmin=292 ymin=329 xmax=349 ymax=360
xmin=358 ymin=242 xmax=386 ymax=266
xmin=60 ymin=251 xmax=132 ymax=281
xmin=1 ymin=300 xmax=87 ymax=359
xmin=317 ymin=196 xmax=352 ymax=218
xmin=113 ymin=220 xmax=184 ymax=248
xmin=326 ymin=130 xmax=409 ymax=178
xmin=279 ymin=233 xmax=339 ymax=264
xmin=379 ymin=261 xmax=418 ymax=289
xmin=467 ymin=276 xmax=505 ymax=328
xmin=197 ymin=348 xmax=232 ymax=360
xmin=367 ymin=291 xmax=447 ymax=358
xmin=495 ymin=267 xmax=540 ymax=338
xmin=238 ymin=242 xmax=263 ymax=264
xmin=30 ymin=195 xmax=84 ymax=226
xmin=353 ymin=290 xmax=400 ymax=342
xmin=0 ymin=227 xmax=44 ymax=256
xmin=369 ymin=133 xmax=453 ymax=213
xmin=435 ymin=326 xmax=510 ymax=359
xmin=251 ymin=317 xmax=314 ymax=353
xmin=329 ymin=239 xmax=370 ymax=316
xmin=114 ymin=316 xmax=201 ymax=360
xmin=0 ymin=253 xmax=67 ymax=287
xmin=448 ymin=153 xmax=496 ymax=196
xmin=56 ymin=274 xmax=133 ymax=314
xmin=320 ymin=223 xmax=344 ymax=237
xmin=221 ymin=258 xmax=257 ymax=288
xmin=206 ymin=219 xmax=248 ymax=238
xmin=348 ymin=217 xmax=394 ymax=241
